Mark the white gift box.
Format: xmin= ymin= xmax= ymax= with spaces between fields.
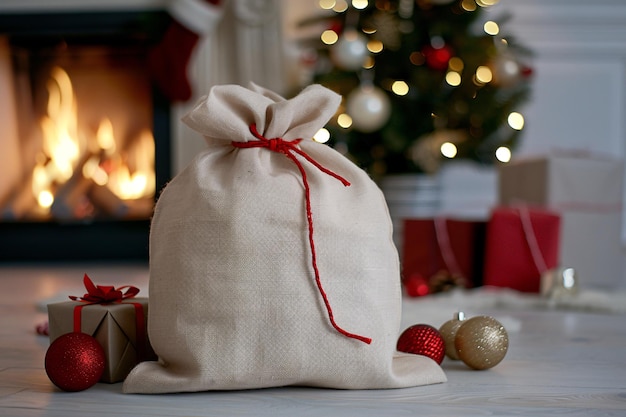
xmin=499 ymin=154 xmax=625 ymax=290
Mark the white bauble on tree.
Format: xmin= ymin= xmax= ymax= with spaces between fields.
xmin=331 ymin=30 xmax=369 ymax=71
xmin=492 ymin=53 xmax=521 ymax=86
xmin=346 ymin=85 xmax=391 ymax=133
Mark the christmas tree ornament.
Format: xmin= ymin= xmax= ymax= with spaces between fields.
xmin=455 ymin=315 xmax=509 ymax=370
xmin=397 ymin=324 xmax=446 ymax=364
xmin=403 ymin=273 xmax=430 ymax=297
xmin=45 ymin=332 xmax=105 ymax=391
xmin=331 ymin=30 xmax=370 ymax=71
xmin=36 ymin=321 xmax=49 ymax=336
xmin=422 ymin=43 xmax=454 ymax=71
xmin=521 ymin=65 xmax=534 ymax=78
xmin=491 ymin=53 xmax=521 ymax=87
xmin=438 ymin=312 xmax=466 ymax=360
xmin=346 ymin=84 xmax=391 ymax=133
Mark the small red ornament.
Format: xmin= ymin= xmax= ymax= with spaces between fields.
xmin=521 ymin=65 xmax=533 ymax=78
xmin=397 ymin=324 xmax=446 ymax=364
xmin=35 ymin=321 xmax=49 ymax=336
xmin=45 ymin=332 xmax=105 ymax=392
xmin=403 ymin=273 xmax=430 ymax=297
xmin=422 ymin=44 xmax=453 ymax=71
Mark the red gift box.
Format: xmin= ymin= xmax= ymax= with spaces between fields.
xmin=402 ymin=218 xmax=487 ymax=295
xmin=483 ymin=206 xmax=561 ymax=293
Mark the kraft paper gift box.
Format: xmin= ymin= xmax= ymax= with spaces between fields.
xmin=499 ymin=154 xmax=624 ymax=290
xmin=48 ymin=298 xmax=154 ymax=383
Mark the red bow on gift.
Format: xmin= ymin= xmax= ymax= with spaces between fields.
xmin=68 ymin=273 xmax=149 ymax=364
xmin=70 ymin=274 xmax=139 ymax=304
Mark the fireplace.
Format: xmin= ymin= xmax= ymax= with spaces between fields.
xmin=0 ymin=9 xmax=172 ymax=261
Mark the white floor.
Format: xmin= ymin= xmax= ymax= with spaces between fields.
xmin=1 ymin=263 xmax=626 ymax=416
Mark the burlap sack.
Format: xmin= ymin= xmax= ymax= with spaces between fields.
xmin=123 ymin=83 xmax=445 ymax=393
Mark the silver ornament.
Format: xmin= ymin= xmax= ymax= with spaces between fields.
xmin=345 ymin=85 xmax=391 ymax=133
xmin=331 ymin=30 xmax=369 ymax=71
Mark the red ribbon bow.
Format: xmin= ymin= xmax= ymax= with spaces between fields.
xmin=231 ymin=124 xmax=372 ymax=345
xmin=70 ymin=274 xmax=140 ymax=304
xmin=69 ymin=274 xmax=148 ymax=361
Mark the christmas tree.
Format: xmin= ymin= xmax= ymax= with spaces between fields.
xmin=300 ymin=0 xmax=532 ymax=178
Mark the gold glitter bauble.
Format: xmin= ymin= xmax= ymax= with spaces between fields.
xmin=454 ymin=316 xmax=509 ymax=370
xmin=438 ymin=312 xmax=466 ymax=360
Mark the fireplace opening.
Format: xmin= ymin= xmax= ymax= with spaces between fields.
xmin=0 ymin=10 xmax=172 ymax=262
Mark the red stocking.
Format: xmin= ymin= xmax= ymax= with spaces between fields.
xmin=149 ymin=0 xmax=223 ymax=102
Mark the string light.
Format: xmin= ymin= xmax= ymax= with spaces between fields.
xmin=337 ymin=113 xmax=353 ymax=128
xmin=495 ymin=146 xmax=511 ymax=162
xmin=461 ymin=0 xmax=477 ymax=11
xmin=319 ymin=0 xmax=336 ymax=10
xmin=313 ymin=128 xmax=331 ymax=143
xmin=352 ymin=0 xmax=368 ymax=9
xmin=475 ymin=66 xmax=493 ymax=83
xmin=507 ymin=112 xmax=524 ymax=130
xmin=333 ymin=0 xmax=348 ymax=12
xmin=321 ymin=30 xmax=339 ymax=45
xmin=440 ymin=142 xmax=458 ymax=158
xmin=367 ymin=40 xmax=383 ymax=53
xmin=392 ymin=80 xmax=409 ymax=96
xmin=445 ymin=71 xmax=461 ymax=86
xmin=448 ymin=57 xmax=464 ymax=72
xmin=483 ymin=21 xmax=499 ymax=35
xmin=476 ymin=0 xmax=500 ymax=7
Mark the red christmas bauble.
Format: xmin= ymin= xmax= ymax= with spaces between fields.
xmin=45 ymin=332 xmax=105 ymax=392
xmin=397 ymin=324 xmax=446 ymax=364
xmin=422 ymin=44 xmax=453 ymax=71
xmin=403 ymin=273 xmax=430 ymax=297
xmin=521 ymin=65 xmax=533 ymax=78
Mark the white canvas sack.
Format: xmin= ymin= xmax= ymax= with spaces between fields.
xmin=123 ymin=83 xmax=446 ymax=393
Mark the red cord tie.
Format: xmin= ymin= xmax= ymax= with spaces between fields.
xmin=231 ymin=124 xmax=372 ymax=345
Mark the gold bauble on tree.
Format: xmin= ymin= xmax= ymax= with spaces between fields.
xmin=454 ymin=315 xmax=509 ymax=370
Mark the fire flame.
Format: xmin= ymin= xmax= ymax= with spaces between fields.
xmin=33 ymin=66 xmax=155 ymax=214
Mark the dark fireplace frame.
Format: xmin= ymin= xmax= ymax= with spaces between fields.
xmin=0 ymin=9 xmax=172 ymax=262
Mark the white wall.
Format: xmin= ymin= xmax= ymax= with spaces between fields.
xmin=489 ymin=0 xmax=626 ymax=159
